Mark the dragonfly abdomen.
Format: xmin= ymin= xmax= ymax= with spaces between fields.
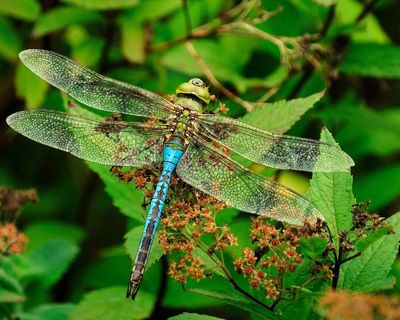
xmin=127 ymin=136 xmax=184 ymax=299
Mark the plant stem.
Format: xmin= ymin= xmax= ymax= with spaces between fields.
xmin=194 ymin=237 xmax=274 ymax=311
xmin=356 ymin=0 xmax=380 ymax=22
xmin=332 ymin=246 xmax=343 ymax=290
xmin=340 ymin=252 xmax=361 ymax=265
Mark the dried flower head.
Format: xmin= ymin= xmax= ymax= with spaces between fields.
xmin=0 ymin=223 xmax=27 ymax=255
xmin=319 ymin=291 xmax=400 ymax=320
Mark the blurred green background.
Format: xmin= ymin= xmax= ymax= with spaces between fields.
xmin=0 ymin=0 xmax=399 ymax=319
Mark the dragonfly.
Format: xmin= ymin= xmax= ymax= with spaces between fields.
xmin=7 ymin=49 xmax=354 ymax=300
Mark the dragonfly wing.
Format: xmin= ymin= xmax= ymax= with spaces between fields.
xmin=7 ymin=110 xmax=165 ymax=167
xmin=196 ymin=114 xmax=354 ymax=172
xmin=19 ymin=50 xmax=175 ymax=119
xmin=176 ymin=140 xmax=323 ymax=225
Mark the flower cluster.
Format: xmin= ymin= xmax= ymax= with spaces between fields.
xmin=0 ymin=187 xmax=36 ymax=255
xmin=234 ymin=216 xmax=330 ymax=300
xmin=159 ymin=189 xmax=237 ymax=284
xmin=352 ymin=200 xmax=390 ymax=236
xmin=0 ymin=223 xmax=27 ymax=255
xmin=319 ymin=291 xmax=400 ymax=320
xmin=113 ymin=167 xmax=237 ymax=284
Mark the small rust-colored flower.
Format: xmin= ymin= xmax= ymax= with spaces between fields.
xmin=0 ymin=223 xmax=28 ymax=255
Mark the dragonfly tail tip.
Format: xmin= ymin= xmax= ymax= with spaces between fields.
xmin=126 ymin=280 xmax=140 ymax=300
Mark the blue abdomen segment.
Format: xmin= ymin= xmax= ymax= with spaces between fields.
xmin=126 ymin=138 xmax=184 ymax=299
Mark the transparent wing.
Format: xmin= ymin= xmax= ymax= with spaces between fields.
xmin=176 ymin=137 xmax=323 ymax=225
xmin=7 ymin=110 xmax=166 ymax=167
xmin=196 ymin=114 xmax=354 ymax=172
xmin=19 ymin=49 xmax=176 ymax=119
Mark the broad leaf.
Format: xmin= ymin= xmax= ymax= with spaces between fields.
xmin=338 ymin=211 xmax=400 ymax=292
xmin=87 ymin=162 xmax=145 ymax=220
xmin=0 ymin=17 xmax=22 ymax=62
xmin=308 ymin=128 xmax=354 ymax=251
xmin=355 ymin=226 xmax=393 ymax=252
xmin=339 ymin=43 xmax=400 ymax=78
xmin=353 ymin=165 xmax=400 ymax=211
xmin=168 ymin=313 xmax=225 ymax=320
xmin=0 ymin=0 xmax=40 ymax=21
xmin=15 ymin=62 xmax=48 ymax=108
xmin=33 ymin=6 xmax=103 ymax=38
xmin=0 ymin=289 xmax=25 ymax=303
xmin=70 ymin=287 xmax=154 ymax=320
xmin=23 ymin=220 xmax=85 ymax=254
xmin=65 ymin=26 xmax=105 ymax=65
xmin=335 ymin=0 xmax=389 ymax=43
xmin=241 ymin=91 xmax=324 ymax=134
xmin=18 ymin=304 xmax=75 ymax=320
xmin=26 ymin=239 xmax=79 ymax=288
xmin=61 ymin=0 xmax=138 ymax=10
xmin=118 ymin=19 xmax=145 ymax=63
xmin=300 ymin=237 xmax=328 ymax=260
xmin=124 ymin=226 xmax=163 ymax=269
xmin=161 ymin=40 xmax=245 ymax=85
xmin=187 ymin=288 xmax=283 ymax=320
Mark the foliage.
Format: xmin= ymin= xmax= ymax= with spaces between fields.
xmin=1 ymin=0 xmax=399 ymax=319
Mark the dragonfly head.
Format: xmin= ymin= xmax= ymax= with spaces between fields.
xmin=176 ymin=78 xmax=210 ymax=105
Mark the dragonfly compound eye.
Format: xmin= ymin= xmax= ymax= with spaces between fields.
xmin=190 ymin=78 xmax=205 ymax=87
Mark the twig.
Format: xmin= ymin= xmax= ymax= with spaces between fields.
xmin=193 ymin=236 xmax=274 ymax=311
xmin=356 ymin=0 xmax=380 ymax=23
xmin=340 ymin=252 xmax=361 ymax=265
xmin=184 ymin=41 xmax=261 ymax=112
xmin=319 ymin=5 xmax=336 ymax=39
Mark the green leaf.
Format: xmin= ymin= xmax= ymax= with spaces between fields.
xmin=64 ymin=25 xmax=105 ymax=67
xmin=161 ymin=40 xmax=245 ymax=85
xmin=33 ymin=6 xmax=103 ymax=38
xmin=124 ymin=226 xmax=163 ymax=269
xmin=87 ymin=162 xmax=145 ymax=220
xmin=0 ymin=289 xmax=25 ymax=303
xmin=355 ymin=225 xmax=393 ymax=252
xmin=23 ymin=220 xmax=85 ymax=254
xmin=70 ymin=287 xmax=154 ymax=320
xmin=187 ymin=288 xmax=283 ymax=320
xmin=353 ymin=165 xmax=400 ymax=211
xmin=26 ymin=239 xmax=79 ymax=288
xmin=192 ymin=248 xmax=227 ymax=279
xmin=0 ymin=0 xmax=40 ymax=21
xmin=308 ymin=128 xmax=354 ymax=251
xmin=15 ymin=62 xmax=48 ymax=108
xmin=338 ymin=211 xmax=400 ymax=292
xmin=313 ymin=0 xmax=337 ymax=6
xmin=0 ymin=16 xmax=22 ymax=62
xmin=118 ymin=19 xmax=145 ymax=63
xmin=241 ymin=91 xmax=324 ymax=134
xmin=300 ymin=237 xmax=328 ymax=259
xmin=120 ymin=0 xmax=181 ymax=23
xmin=168 ymin=313 xmax=225 ymax=320
xmin=315 ymin=99 xmax=400 ymax=158
xmin=339 ymin=43 xmax=400 ymax=78
xmin=61 ymin=0 xmax=139 ymax=10
xmin=20 ymin=304 xmax=75 ymax=320
xmin=335 ymin=0 xmax=389 ymax=43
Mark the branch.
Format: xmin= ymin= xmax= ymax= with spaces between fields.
xmin=356 ymin=0 xmax=380 ymax=23
xmin=184 ymin=41 xmax=262 ymax=112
